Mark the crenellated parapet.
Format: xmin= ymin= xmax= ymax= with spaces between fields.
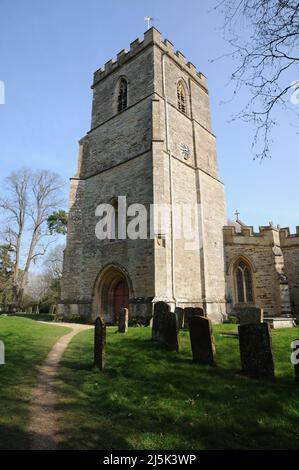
xmin=280 ymin=226 xmax=299 ymax=246
xmin=224 ymin=223 xmax=299 ymax=249
xmin=223 ymin=224 xmax=281 ymax=245
xmin=92 ymin=27 xmax=207 ymax=90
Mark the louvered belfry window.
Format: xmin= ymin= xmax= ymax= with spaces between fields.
xmin=177 ymin=81 xmax=186 ymax=114
xmin=118 ymin=78 xmax=127 ymax=113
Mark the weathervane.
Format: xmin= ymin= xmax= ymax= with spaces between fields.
xmin=144 ymin=16 xmax=154 ymax=30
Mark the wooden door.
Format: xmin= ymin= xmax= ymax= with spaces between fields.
xmin=113 ymin=280 xmax=129 ymax=324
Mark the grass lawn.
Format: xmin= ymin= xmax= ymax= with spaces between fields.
xmin=56 ymin=324 xmax=299 ymax=450
xmin=4 ymin=312 xmax=55 ymax=322
xmin=0 ymin=316 xmax=70 ymax=450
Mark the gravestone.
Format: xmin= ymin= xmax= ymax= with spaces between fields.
xmin=238 ymin=307 xmax=263 ymax=326
xmin=175 ymin=307 xmax=184 ymax=329
xmin=94 ymin=317 xmax=106 ymax=370
xmin=189 ymin=315 xmax=216 ymax=365
xmin=238 ymin=322 xmax=275 ymax=380
xmin=152 ymin=301 xmax=170 ymax=344
xmin=184 ymin=307 xmax=204 ymax=329
xmin=118 ymin=308 xmax=128 ymax=333
xmin=0 ymin=340 xmax=4 ymax=365
xmin=291 ymin=340 xmax=299 ymax=384
xmin=164 ymin=311 xmax=179 ymax=352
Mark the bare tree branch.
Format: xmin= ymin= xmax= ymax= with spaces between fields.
xmin=214 ymin=0 xmax=299 ymax=159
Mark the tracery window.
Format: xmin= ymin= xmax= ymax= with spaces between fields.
xmin=235 ymin=260 xmax=254 ymax=303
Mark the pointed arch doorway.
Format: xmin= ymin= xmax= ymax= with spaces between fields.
xmin=93 ymin=265 xmax=130 ymax=324
xmin=113 ymin=279 xmax=129 ymax=323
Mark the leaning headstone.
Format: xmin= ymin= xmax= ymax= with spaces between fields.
xmin=152 ymin=301 xmax=170 ymax=343
xmin=175 ymin=307 xmax=184 ymax=329
xmin=94 ymin=317 xmax=106 ymax=370
xmin=164 ymin=312 xmax=179 ymax=352
xmin=118 ymin=308 xmax=128 ymax=333
xmin=238 ymin=307 xmax=263 ymax=326
xmin=291 ymin=340 xmax=299 ymax=384
xmin=238 ymin=323 xmax=275 ymax=380
xmin=189 ymin=315 xmax=216 ymax=365
xmin=184 ymin=307 xmax=204 ymax=329
xmin=0 ymin=340 xmax=4 ymax=365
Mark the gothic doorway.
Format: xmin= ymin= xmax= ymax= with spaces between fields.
xmin=93 ymin=265 xmax=131 ymax=324
xmin=113 ymin=280 xmax=129 ymax=323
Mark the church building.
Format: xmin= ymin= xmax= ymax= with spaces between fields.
xmin=58 ymin=28 xmax=299 ymax=325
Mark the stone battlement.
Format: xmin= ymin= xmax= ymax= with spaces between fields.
xmin=279 ymin=226 xmax=299 ymax=239
xmin=92 ymin=27 xmax=207 ymax=90
xmin=224 ymin=224 xmax=279 ymax=237
xmin=224 ymin=223 xmax=299 ymax=245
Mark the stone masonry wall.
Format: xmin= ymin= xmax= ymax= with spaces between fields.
xmin=223 ymin=226 xmax=287 ymax=317
xmin=280 ymin=227 xmax=299 ymax=316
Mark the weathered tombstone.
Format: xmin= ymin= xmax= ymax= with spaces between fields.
xmin=152 ymin=301 xmax=170 ymax=343
xmin=50 ymin=304 xmax=57 ymax=315
xmin=238 ymin=323 xmax=275 ymax=380
xmin=175 ymin=307 xmax=184 ymax=329
xmin=164 ymin=312 xmax=179 ymax=352
xmin=189 ymin=315 xmax=216 ymax=365
xmin=238 ymin=307 xmax=263 ymax=326
xmin=0 ymin=340 xmax=4 ymax=365
xmin=291 ymin=340 xmax=299 ymax=384
xmin=184 ymin=307 xmax=204 ymax=329
xmin=94 ymin=317 xmax=106 ymax=370
xmin=118 ymin=308 xmax=128 ymax=333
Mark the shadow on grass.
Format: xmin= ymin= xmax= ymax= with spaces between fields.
xmin=55 ymin=327 xmax=299 ymax=450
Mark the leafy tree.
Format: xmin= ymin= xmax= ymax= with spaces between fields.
xmin=215 ymin=0 xmax=299 ymax=159
xmin=47 ymin=210 xmax=68 ymax=235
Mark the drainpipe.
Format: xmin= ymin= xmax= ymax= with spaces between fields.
xmin=161 ymin=53 xmax=176 ymax=306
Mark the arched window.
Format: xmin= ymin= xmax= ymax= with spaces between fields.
xmin=177 ymin=81 xmax=187 ymax=114
xmin=235 ymin=260 xmax=254 ymax=304
xmin=117 ymin=78 xmax=127 ymax=113
xmin=110 ymin=197 xmax=118 ymax=241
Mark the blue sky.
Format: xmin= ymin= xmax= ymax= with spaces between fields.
xmin=0 ymin=0 xmax=298 ymax=231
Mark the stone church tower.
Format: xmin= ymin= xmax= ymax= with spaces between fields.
xmin=58 ymin=28 xmax=227 ymax=323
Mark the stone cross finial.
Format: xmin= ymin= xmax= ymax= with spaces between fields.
xmin=144 ymin=16 xmax=154 ymax=30
xmin=235 ymin=210 xmax=240 ymax=221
